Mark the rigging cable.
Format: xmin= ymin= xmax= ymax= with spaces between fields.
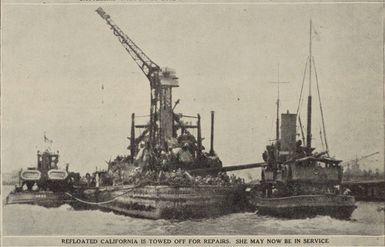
xmin=319 ymin=125 xmax=325 ymax=151
xmin=296 ymin=57 xmax=309 ymax=142
xmin=298 ymin=115 xmax=306 ymax=144
xmin=312 ymin=57 xmax=329 ymax=154
xmin=296 ymin=57 xmax=309 ymax=116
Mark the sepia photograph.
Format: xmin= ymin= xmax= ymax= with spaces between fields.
xmin=1 ymin=0 xmax=384 ymax=246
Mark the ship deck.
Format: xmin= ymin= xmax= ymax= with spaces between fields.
xmin=249 ymin=194 xmax=357 ymax=219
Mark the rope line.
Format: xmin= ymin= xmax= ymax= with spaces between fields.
xmin=296 ymin=57 xmax=309 ymax=116
xmin=65 ymin=192 xmax=119 ymax=205
xmin=298 ymin=115 xmax=306 ymax=144
xmin=296 ymin=58 xmax=309 ymax=143
xmin=65 ymin=184 xmax=143 ymax=206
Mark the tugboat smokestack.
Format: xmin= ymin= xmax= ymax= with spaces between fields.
xmin=306 ymin=95 xmax=312 ymax=149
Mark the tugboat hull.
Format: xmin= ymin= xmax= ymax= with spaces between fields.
xmin=250 ymin=194 xmax=356 ymax=219
xmin=6 ymin=191 xmax=72 ymax=208
xmin=74 ymin=184 xmax=247 ymax=219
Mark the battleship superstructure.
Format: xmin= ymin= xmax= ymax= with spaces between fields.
xmin=67 ymin=8 xmax=265 ymax=219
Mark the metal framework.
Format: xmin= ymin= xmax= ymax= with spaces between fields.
xmin=96 ymin=7 xmax=169 ymax=152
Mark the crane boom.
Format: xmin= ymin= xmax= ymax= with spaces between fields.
xmin=96 ymin=7 xmax=179 ymax=155
xmin=96 ymin=7 xmax=160 ymax=84
xmin=343 ymin=151 xmax=379 ymax=165
xmin=356 ymin=152 xmax=379 ymax=162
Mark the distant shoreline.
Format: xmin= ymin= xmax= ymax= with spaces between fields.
xmin=2 ymin=171 xmax=19 ymax=186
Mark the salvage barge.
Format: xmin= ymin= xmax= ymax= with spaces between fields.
xmin=75 ymin=184 xmax=246 ymax=219
xmin=248 ymin=21 xmax=356 ymax=219
xmin=68 ymin=8 xmax=264 ymax=219
xmin=71 ymin=154 xmax=264 ymax=219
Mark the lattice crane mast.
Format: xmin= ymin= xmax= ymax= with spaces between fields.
xmin=96 ymin=7 xmax=179 ymax=153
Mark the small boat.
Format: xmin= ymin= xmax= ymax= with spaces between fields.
xmin=6 ymin=146 xmax=79 ymax=207
xmin=248 ymin=20 xmax=356 ymax=219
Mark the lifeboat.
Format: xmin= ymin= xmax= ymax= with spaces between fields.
xmin=20 ymin=169 xmax=41 ymax=181
xmin=48 ymin=169 xmax=68 ymax=181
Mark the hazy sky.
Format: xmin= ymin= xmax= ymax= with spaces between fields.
xmin=2 ymin=2 xmax=383 ymax=176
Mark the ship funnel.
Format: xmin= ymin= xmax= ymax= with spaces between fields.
xmin=280 ymin=112 xmax=297 ymax=152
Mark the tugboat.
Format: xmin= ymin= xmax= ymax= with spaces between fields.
xmin=67 ymin=8 xmax=265 ymax=219
xmin=248 ymin=21 xmax=356 ymax=219
xmin=6 ymin=139 xmax=79 ymax=207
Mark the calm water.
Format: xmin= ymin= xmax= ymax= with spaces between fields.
xmin=2 ymin=186 xmax=384 ymax=236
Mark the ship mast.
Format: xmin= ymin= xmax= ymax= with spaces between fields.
xmin=276 ymin=64 xmax=280 ymax=141
xmin=297 ymin=20 xmax=330 ymax=155
xmin=306 ymin=19 xmax=313 ymax=150
xmin=269 ymin=63 xmax=288 ymax=141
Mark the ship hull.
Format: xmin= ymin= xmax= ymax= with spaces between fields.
xmin=73 ymin=184 xmax=247 ymax=219
xmin=6 ymin=190 xmax=72 ymax=208
xmin=249 ymin=194 xmax=357 ymax=219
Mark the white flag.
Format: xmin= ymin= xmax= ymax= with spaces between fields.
xmin=44 ymin=132 xmax=53 ymax=144
xmin=312 ymin=24 xmax=324 ymax=42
